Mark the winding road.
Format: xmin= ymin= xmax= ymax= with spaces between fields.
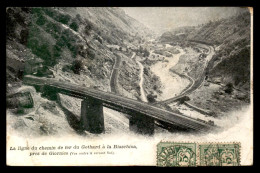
xmin=110 ymin=52 xmax=137 ymax=96
xmin=110 ymin=53 xmax=122 ymax=93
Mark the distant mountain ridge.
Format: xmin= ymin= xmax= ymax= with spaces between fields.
xmin=159 ymin=10 xmax=251 ymax=92
xmin=160 ymin=11 xmax=250 ymax=45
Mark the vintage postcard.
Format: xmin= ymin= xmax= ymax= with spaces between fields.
xmin=6 ymin=7 xmax=253 ymax=166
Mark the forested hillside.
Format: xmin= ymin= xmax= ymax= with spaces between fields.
xmin=6 ymin=7 xmax=152 ymax=91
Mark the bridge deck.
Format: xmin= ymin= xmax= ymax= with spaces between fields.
xmin=23 ymin=75 xmax=217 ymax=132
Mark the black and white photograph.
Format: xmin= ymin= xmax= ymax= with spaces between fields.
xmin=6 ymin=7 xmax=253 ymax=166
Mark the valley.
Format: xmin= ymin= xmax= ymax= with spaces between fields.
xmin=6 ymin=7 xmax=251 ymax=137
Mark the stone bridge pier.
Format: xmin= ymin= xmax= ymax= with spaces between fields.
xmin=129 ymin=113 xmax=155 ymax=135
xmin=80 ymin=96 xmax=105 ymax=134
xmin=33 ymin=84 xmax=155 ymax=135
xmin=79 ymin=96 xmax=155 ymax=135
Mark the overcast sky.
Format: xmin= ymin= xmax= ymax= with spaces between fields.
xmin=121 ymin=7 xmax=248 ymax=35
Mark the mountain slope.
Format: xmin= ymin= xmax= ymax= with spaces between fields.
xmin=159 ymin=10 xmax=251 ymax=93
xmin=6 ymin=7 xmax=153 ymax=93
xmin=6 ymin=7 xmax=156 ymax=136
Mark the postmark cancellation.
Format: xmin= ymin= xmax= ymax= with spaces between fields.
xmin=198 ymin=143 xmax=241 ymax=166
xmin=157 ymin=142 xmax=196 ymax=167
xmin=157 ymin=142 xmax=240 ymax=167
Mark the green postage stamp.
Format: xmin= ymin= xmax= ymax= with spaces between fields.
xmin=199 ymin=143 xmax=241 ymax=166
xmin=157 ymin=142 xmax=241 ymax=167
xmin=157 ymin=142 xmax=197 ymax=167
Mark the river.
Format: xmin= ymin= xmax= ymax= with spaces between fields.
xmin=150 ymin=47 xmax=190 ymax=101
